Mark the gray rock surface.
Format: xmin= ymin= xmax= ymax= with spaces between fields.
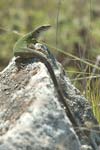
xmin=0 ymin=46 xmax=100 ymax=150
xmin=0 ymin=58 xmax=81 ymax=150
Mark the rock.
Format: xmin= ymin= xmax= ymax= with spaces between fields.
xmin=0 ymin=44 xmax=100 ymax=150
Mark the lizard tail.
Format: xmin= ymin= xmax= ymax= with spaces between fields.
xmin=31 ymin=25 xmax=51 ymax=39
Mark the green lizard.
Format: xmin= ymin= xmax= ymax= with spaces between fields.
xmin=13 ymin=25 xmax=78 ymax=127
xmin=13 ymin=25 xmax=57 ymax=68
xmin=12 ymin=25 xmax=100 ymax=148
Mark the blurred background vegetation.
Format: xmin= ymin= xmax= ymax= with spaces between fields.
xmin=0 ymin=0 xmax=100 ymax=122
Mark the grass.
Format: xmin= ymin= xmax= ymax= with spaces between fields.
xmin=86 ymin=78 xmax=100 ymax=123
